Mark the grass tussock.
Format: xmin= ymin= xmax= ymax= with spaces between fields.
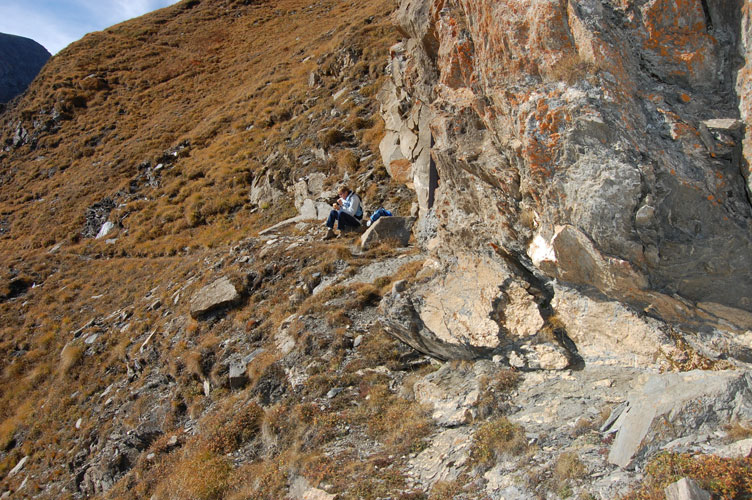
xmin=469 ymin=417 xmax=529 ymax=470
xmin=725 ymin=421 xmax=752 ymax=442
xmin=58 ymin=343 xmax=84 ymax=375
xmin=203 ymin=402 xmax=264 ymax=455
xmin=474 ymin=369 xmax=521 ymax=419
xmin=553 ymin=451 xmax=587 ymax=482
xmin=357 ymin=385 xmax=433 ymax=455
xmin=152 ymin=449 xmax=232 ymax=500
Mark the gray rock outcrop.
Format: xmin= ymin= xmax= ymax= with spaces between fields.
xmin=377 ymin=0 xmax=752 ymax=359
xmin=413 ymin=360 xmax=497 ymax=426
xmin=407 ymin=427 xmax=473 ymax=487
xmin=0 ymin=33 xmax=51 ymax=104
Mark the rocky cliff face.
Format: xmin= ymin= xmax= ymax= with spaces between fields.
xmin=379 ymin=0 xmax=752 ymax=365
xmin=3 ymin=0 xmax=752 ymax=499
xmin=0 ymin=33 xmax=51 ymax=104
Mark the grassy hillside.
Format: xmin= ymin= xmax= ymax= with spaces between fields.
xmin=0 ymin=0 xmax=437 ymax=498
xmin=1 ymin=0 xmax=399 ymax=257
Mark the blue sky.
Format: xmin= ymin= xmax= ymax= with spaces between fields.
xmin=0 ymin=0 xmax=181 ymax=55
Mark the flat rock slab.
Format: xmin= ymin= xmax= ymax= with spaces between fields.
xmin=360 ymin=216 xmax=415 ymax=250
xmin=189 ymin=277 xmax=241 ymax=319
xmin=608 ymin=370 xmax=752 ymax=468
xmin=407 ymin=427 xmax=473 ymax=487
xmin=414 ymin=360 xmax=497 ymax=426
xmin=713 ymin=438 xmax=752 ymax=459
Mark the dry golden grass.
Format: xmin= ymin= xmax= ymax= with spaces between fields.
xmin=469 ymin=417 xmax=529 ymax=470
xmin=553 ymin=451 xmax=587 ymax=482
xmin=725 ymin=421 xmax=752 ymax=442
xmin=58 ymin=343 xmax=84 ymax=375
xmin=152 ymin=448 xmax=232 ymax=500
xmin=474 ymin=369 xmax=521 ymax=419
xmin=203 ymin=402 xmax=264 ymax=455
xmin=0 ymin=0 xmax=395 ymax=257
xmin=429 ymin=480 xmax=465 ymax=500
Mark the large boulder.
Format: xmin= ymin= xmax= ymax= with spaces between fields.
xmin=294 ymin=173 xmax=335 ymax=220
xmin=550 ymin=283 xmax=676 ymax=368
xmin=379 ymin=252 xmax=573 ymax=364
xmin=249 ymin=173 xmax=283 ymax=208
xmin=360 ymin=216 xmax=416 ymax=249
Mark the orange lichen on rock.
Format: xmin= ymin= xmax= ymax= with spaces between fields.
xmin=520 ymin=93 xmax=571 ymax=180
xmin=455 ymin=0 xmax=576 ymax=84
xmin=435 ymin=11 xmax=477 ymax=89
xmin=639 ymin=0 xmax=718 ymax=86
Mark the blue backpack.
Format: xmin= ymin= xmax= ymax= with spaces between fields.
xmin=369 ymin=207 xmax=392 ymax=223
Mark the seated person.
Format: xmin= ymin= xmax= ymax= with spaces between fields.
xmin=323 ymin=184 xmax=362 ymax=240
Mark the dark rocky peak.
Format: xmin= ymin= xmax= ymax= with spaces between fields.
xmin=0 ymin=32 xmax=51 ymax=104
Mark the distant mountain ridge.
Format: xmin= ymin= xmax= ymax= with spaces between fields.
xmin=0 ymin=33 xmax=51 ymax=104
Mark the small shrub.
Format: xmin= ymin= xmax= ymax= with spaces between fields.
xmin=348 ymin=115 xmax=372 ymax=131
xmin=392 ymin=259 xmax=427 ymax=285
xmin=557 ymin=483 xmax=574 ymax=499
xmin=569 ymin=416 xmax=596 ymax=438
xmin=362 ymin=116 xmax=385 ymax=155
xmin=469 ymin=417 xmax=528 ymax=469
xmin=661 ymin=328 xmax=734 ymax=372
xmin=351 ymin=283 xmax=381 ymax=309
xmin=360 ymin=385 xmax=433 ymax=455
xmin=622 ymin=452 xmax=752 ymax=500
xmin=475 ymin=369 xmax=520 ymax=418
xmin=184 ymin=350 xmax=210 ymax=380
xmin=204 ymin=402 xmax=264 ymax=454
xmin=247 ymin=350 xmax=279 ymax=382
xmin=430 ymin=480 xmax=464 ymax=500
xmin=345 ymin=325 xmax=402 ymax=371
xmin=319 ymin=128 xmax=347 ymax=148
xmin=335 ymin=150 xmax=359 ymax=173
xmin=553 ymin=451 xmax=587 ymax=482
xmin=227 ymin=455 xmax=290 ymax=500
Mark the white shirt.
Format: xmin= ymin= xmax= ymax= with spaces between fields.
xmin=339 ymin=192 xmax=361 ymax=218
